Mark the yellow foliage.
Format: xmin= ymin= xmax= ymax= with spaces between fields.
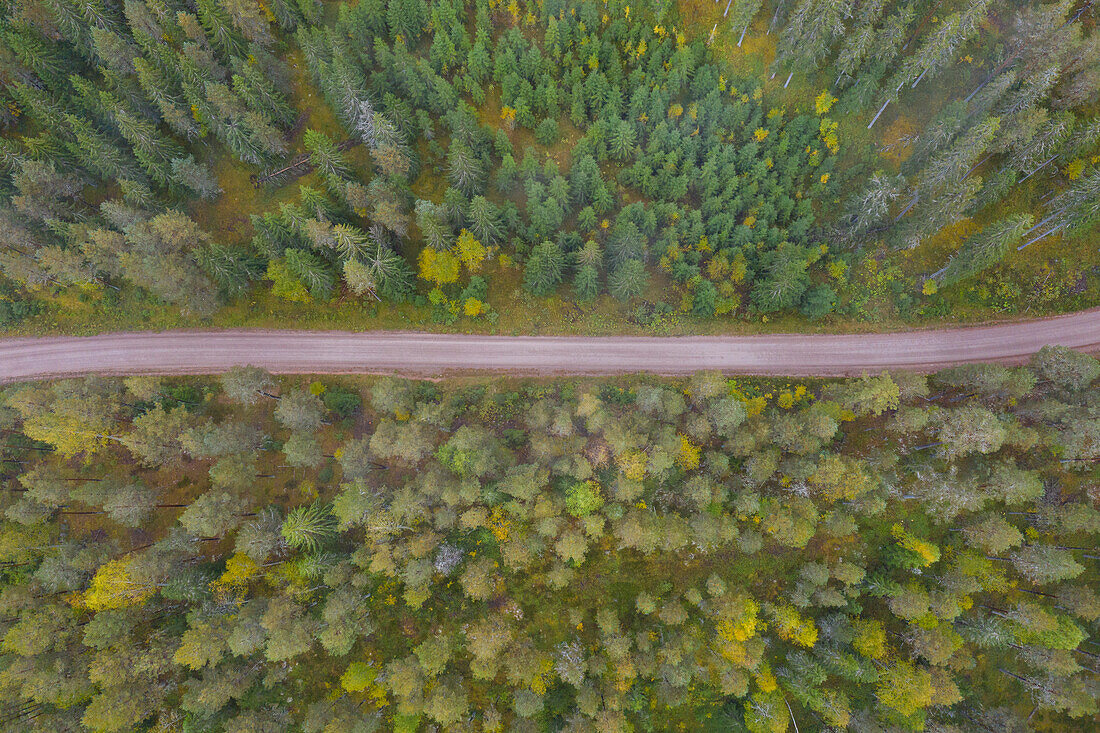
xmin=769 ymin=604 xmax=817 ymax=648
xmin=1063 ymin=159 xmax=1085 ymax=180
xmin=487 ymin=506 xmax=511 ymax=542
xmin=809 ymin=454 xmax=874 ymax=502
xmin=852 ymin=619 xmax=887 ymax=659
xmin=456 ymin=230 xmax=487 ymax=272
xmin=84 ymin=558 xmax=153 ymax=611
xmin=464 ymin=298 xmax=484 ymax=317
xmin=418 ymin=247 xmax=460 ymax=286
xmin=754 ymin=667 xmax=777 ymax=693
xmin=614 ymin=658 xmax=637 ymax=692
xmin=173 ymin=620 xmax=223 ymax=669
xmin=819 ymin=118 xmax=840 ymax=154
xmin=814 ymin=91 xmax=837 ymax=115
xmin=210 ymin=552 xmax=259 ymax=599
xmin=715 ymin=595 xmax=760 ymax=648
xmin=922 ymin=279 xmax=938 ymax=296
xmin=892 ymin=524 xmax=941 ymax=567
xmin=876 ymin=661 xmax=935 ymax=717
xmin=618 ymin=450 xmax=648 ymax=480
xmin=676 ymin=434 xmax=701 ymax=471
xmin=341 ymin=661 xmax=379 ymax=693
xmin=753 ymin=128 xmax=769 ymax=142
xmin=265 ymin=259 xmax=311 ymax=303
xmin=22 ymin=404 xmax=111 ymax=458
xmin=743 ymin=396 xmax=767 ymax=417
xmin=529 ymin=657 xmax=555 ymax=694
xmin=668 ymin=103 xmax=683 ymax=118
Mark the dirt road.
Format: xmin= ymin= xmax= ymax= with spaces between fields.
xmin=1 ymin=308 xmax=1098 ymax=383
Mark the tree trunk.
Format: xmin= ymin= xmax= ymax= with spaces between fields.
xmin=1016 ymin=155 xmax=1058 ymax=184
xmin=868 ymin=98 xmax=891 ymax=129
xmin=1017 ymin=222 xmax=1066 ymax=251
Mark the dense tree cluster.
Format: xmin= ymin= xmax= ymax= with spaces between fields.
xmin=0 ymin=0 xmax=310 ymax=315
xmin=1 ymin=0 xmax=1098 ymax=325
xmin=2 ymin=349 xmax=1099 ymax=730
xmin=282 ymin=0 xmax=848 ymax=316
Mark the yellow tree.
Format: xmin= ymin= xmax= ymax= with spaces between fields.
xmin=84 ymin=557 xmax=155 ymax=611
xmin=418 ymin=246 xmax=461 ymax=286
xmin=7 ymin=381 xmax=122 ymax=457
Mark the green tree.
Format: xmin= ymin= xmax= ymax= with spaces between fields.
xmin=284 ymin=248 xmax=335 ymax=300
xmin=608 ymin=259 xmax=647 ymax=301
xmin=281 ymin=503 xmax=337 ymax=552
xmin=180 ymin=490 xmax=250 ymax=538
xmin=447 ymin=142 xmax=485 ymax=196
xmin=1030 ymin=346 xmax=1100 ymax=391
xmin=466 ymin=195 xmax=502 ymax=245
xmin=275 ymin=389 xmax=325 ymax=432
xmin=523 ymin=241 xmax=565 ymax=296
xmin=221 ymin=366 xmax=277 ymax=404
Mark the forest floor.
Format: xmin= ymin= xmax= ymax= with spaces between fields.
xmin=3 ymin=305 xmax=1098 ymax=383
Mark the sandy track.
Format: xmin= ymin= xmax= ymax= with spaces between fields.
xmin=1 ymin=309 xmax=1098 ymax=383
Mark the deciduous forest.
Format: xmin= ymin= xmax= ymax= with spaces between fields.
xmin=2 ymin=0 xmax=1099 ymax=334
xmin=2 ymin=348 xmax=1099 ymax=731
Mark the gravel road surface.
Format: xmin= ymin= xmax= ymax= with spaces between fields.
xmin=2 ymin=309 xmax=1098 ymax=382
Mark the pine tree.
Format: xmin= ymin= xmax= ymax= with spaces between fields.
xmin=936 ymin=214 xmax=1033 ymax=286
xmin=232 ymin=65 xmax=296 ymax=128
xmin=171 ymin=156 xmax=222 ymax=200
xmin=447 ymin=142 xmax=485 ymax=196
xmin=114 ymin=107 xmax=185 ymax=187
xmin=465 ymin=196 xmax=501 ymax=245
xmin=195 ymin=0 xmax=246 ymax=56
xmin=222 ymin=0 xmax=274 ymax=47
xmin=387 ymin=0 xmax=426 ymax=42
xmin=870 ymin=0 xmax=994 ymax=128
xmin=64 ymin=114 xmax=141 ymax=183
xmin=134 ymin=56 xmax=199 ymax=140
xmin=89 ymin=26 xmax=138 ymax=75
xmin=573 ymin=263 xmax=599 ymax=302
xmin=201 ymin=243 xmax=260 ymax=296
xmin=833 ymin=0 xmax=886 ymax=81
xmin=284 ymin=247 xmax=336 ymax=300
xmin=523 ymin=241 xmax=565 ymax=296
xmin=609 ymin=120 xmax=637 ymax=161
xmin=774 ymin=0 xmax=852 ymax=85
xmin=303 ymin=129 xmax=352 ymax=189
xmin=415 ymin=199 xmax=453 ymax=251
xmin=1018 ymin=170 xmax=1100 ymax=249
xmin=3 ymin=24 xmax=70 ymax=90
xmin=608 ymin=258 xmax=647 ymax=302
xmin=728 ymin=0 xmax=764 ymax=47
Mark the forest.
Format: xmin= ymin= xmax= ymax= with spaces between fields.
xmin=2 ymin=0 xmax=1100 ymax=333
xmin=1 ymin=347 xmax=1099 ymax=731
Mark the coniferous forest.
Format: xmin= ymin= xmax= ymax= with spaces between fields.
xmin=1 ymin=0 xmax=1100 ymax=332
xmin=2 ymin=349 xmax=1100 ymax=731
